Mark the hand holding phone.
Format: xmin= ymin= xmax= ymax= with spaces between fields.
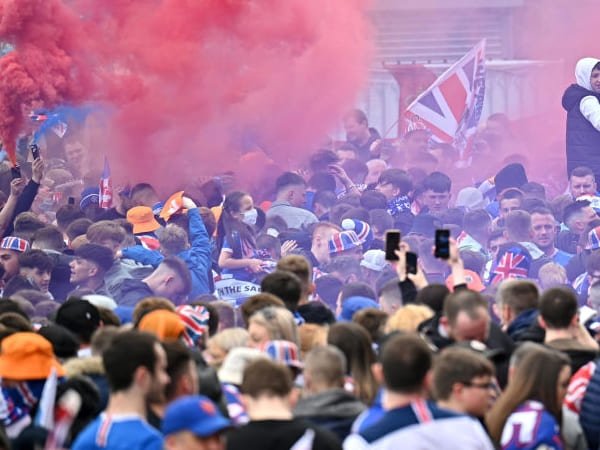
xmin=434 ymin=229 xmax=450 ymax=260
xmin=406 ymin=251 xmax=418 ymax=274
xmin=11 ymin=165 xmax=21 ymax=180
xmin=30 ymin=143 xmax=40 ymax=160
xmin=385 ymin=230 xmax=401 ymax=261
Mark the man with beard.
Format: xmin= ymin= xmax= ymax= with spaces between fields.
xmin=73 ymin=331 xmax=170 ymax=450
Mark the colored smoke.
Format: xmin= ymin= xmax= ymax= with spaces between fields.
xmin=0 ymin=0 xmax=373 ymax=191
xmin=0 ymin=0 xmax=90 ymax=165
xmin=384 ymin=0 xmax=598 ymax=195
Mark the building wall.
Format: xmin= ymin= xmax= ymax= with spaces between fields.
xmin=352 ymin=0 xmax=558 ymax=139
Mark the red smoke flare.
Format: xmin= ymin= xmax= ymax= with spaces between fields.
xmin=1 ymin=0 xmax=373 ymax=192
xmin=0 ymin=0 xmax=90 ymax=165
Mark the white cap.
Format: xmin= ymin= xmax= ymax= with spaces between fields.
xmin=360 ymin=250 xmax=387 ymax=272
xmin=82 ymin=294 xmax=117 ymax=311
xmin=455 ymin=187 xmax=486 ymax=211
xmin=217 ymin=347 xmax=267 ymax=386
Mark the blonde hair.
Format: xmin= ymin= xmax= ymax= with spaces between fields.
xmin=538 ymin=262 xmax=568 ymax=290
xmin=249 ymin=306 xmax=299 ymax=346
xmin=208 ymin=327 xmax=249 ymax=354
xmin=385 ymin=304 xmax=434 ymax=333
xmin=298 ymin=323 xmax=329 ymax=359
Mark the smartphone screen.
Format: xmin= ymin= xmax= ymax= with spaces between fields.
xmin=385 ymin=230 xmax=401 ymax=261
xmin=30 ymin=144 xmax=40 ymax=160
xmin=434 ymin=229 xmax=450 ymax=259
xmin=406 ymin=251 xmax=418 ymax=274
xmin=11 ymin=166 xmax=21 ymax=180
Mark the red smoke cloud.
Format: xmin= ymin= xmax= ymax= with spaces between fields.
xmin=0 ymin=0 xmax=90 ymax=165
xmin=0 ymin=0 xmax=373 ymax=192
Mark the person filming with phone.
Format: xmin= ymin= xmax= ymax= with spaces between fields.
xmin=386 ymin=230 xmax=514 ymax=387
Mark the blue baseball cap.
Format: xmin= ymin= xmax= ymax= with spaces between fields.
xmin=162 ymin=395 xmax=231 ymax=437
xmin=338 ymin=296 xmax=379 ymax=321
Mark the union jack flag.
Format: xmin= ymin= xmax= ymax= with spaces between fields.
xmin=99 ymin=157 xmax=113 ymax=209
xmin=261 ymin=340 xmax=303 ymax=369
xmin=176 ymin=305 xmax=210 ymax=348
xmin=586 ymin=226 xmax=600 ymax=250
xmin=490 ymin=246 xmax=531 ymax=285
xmin=404 ymin=40 xmax=486 ymax=161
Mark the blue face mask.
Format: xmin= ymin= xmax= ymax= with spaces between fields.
xmin=242 ymin=208 xmax=258 ymax=226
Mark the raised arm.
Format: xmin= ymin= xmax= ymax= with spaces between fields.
xmin=0 ymin=178 xmax=26 ymax=235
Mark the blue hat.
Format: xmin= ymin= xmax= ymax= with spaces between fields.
xmin=341 ymin=218 xmax=373 ymax=248
xmin=80 ymin=187 xmax=99 ymax=210
xmin=162 ymin=395 xmax=231 ymax=437
xmin=338 ymin=296 xmax=379 ymax=321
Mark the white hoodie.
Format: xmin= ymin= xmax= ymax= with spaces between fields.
xmin=576 ymin=57 xmax=600 ymax=131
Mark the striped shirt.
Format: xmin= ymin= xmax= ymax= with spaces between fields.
xmin=344 ymin=399 xmax=493 ymax=450
xmin=72 ymin=413 xmax=162 ymax=450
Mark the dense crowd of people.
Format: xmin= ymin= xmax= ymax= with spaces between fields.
xmin=0 ymin=58 xmax=597 ymax=449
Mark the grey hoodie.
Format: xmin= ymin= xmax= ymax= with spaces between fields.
xmin=294 ymin=389 xmax=365 ymax=419
xmin=294 ymin=389 xmax=366 ymax=441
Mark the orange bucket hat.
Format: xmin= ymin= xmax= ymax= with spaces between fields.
xmin=0 ymin=332 xmax=65 ymax=380
xmin=127 ymin=206 xmax=161 ymax=234
xmin=138 ymin=310 xmax=185 ymax=341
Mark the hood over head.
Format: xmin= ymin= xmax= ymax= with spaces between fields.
xmin=576 ymin=57 xmax=600 ymax=91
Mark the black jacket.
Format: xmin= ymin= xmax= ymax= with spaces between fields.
xmin=546 ymin=338 xmax=598 ymax=374
xmin=419 ymin=314 xmax=514 ymax=387
xmin=563 ymin=84 xmax=600 ymax=179
xmin=226 ymin=418 xmax=341 ymax=450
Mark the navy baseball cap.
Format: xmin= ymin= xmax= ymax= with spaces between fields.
xmin=162 ymin=395 xmax=231 ymax=437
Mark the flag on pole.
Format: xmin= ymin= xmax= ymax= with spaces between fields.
xmin=34 ymin=367 xmax=58 ymax=430
xmin=99 ymin=157 xmax=113 ymax=209
xmin=403 ymin=40 xmax=486 ymax=162
xmin=45 ymin=389 xmax=82 ymax=450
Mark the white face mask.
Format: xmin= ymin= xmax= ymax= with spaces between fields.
xmin=241 ymin=208 xmax=258 ymax=226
